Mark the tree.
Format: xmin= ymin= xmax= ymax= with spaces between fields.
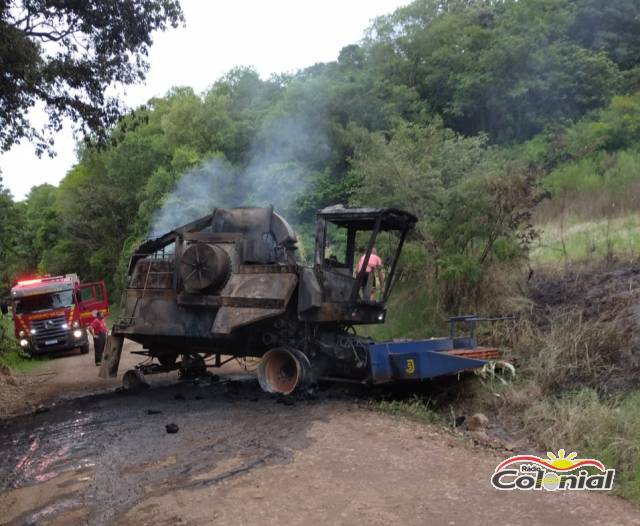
xmin=21 ymin=183 xmax=61 ymax=271
xmin=570 ymin=0 xmax=640 ymax=71
xmin=349 ymin=120 xmax=540 ymax=309
xmin=0 ymin=0 xmax=184 ymax=154
xmin=0 ymin=175 xmax=25 ymax=293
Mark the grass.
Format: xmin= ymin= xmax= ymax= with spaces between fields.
xmin=531 ymin=213 xmax=640 ymax=264
xmin=107 ymin=303 xmax=122 ymax=330
xmin=0 ymin=315 xmax=46 ymax=373
xmin=359 ymin=278 xmax=441 ymax=341
xmin=0 ymin=348 xmax=44 ymax=373
xmin=373 ymin=395 xmax=441 ymax=425
xmin=523 ymin=388 xmax=640 ymax=501
xmin=475 ymin=302 xmax=640 ymax=501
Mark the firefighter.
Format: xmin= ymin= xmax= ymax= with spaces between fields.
xmin=88 ymin=311 xmax=108 ymax=366
xmin=356 ymin=247 xmax=384 ymax=300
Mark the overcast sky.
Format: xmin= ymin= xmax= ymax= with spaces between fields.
xmin=0 ymin=0 xmax=408 ymax=200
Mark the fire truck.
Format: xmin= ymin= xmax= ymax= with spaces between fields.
xmin=1 ymin=275 xmax=109 ymax=356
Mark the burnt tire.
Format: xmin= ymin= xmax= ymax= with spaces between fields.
xmin=257 ymin=348 xmax=311 ymax=395
xmin=123 ymin=369 xmax=148 ymax=391
xmin=178 ymin=354 xmax=206 ymax=379
xmin=158 ymin=353 xmax=178 ymax=367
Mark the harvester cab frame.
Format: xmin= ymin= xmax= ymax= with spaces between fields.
xmin=102 ymin=205 xmax=501 ymax=394
xmin=315 ymin=205 xmax=415 ymax=302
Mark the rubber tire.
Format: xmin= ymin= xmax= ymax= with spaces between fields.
xmin=80 ymin=343 xmax=90 ymax=354
xmin=158 ymin=353 xmax=178 ymax=367
xmin=123 ymin=369 xmax=148 ymax=391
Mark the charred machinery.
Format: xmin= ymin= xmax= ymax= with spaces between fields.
xmin=102 ymin=206 xmax=498 ymax=393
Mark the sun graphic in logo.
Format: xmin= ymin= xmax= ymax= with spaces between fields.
xmin=494 ymin=449 xmax=606 ymax=473
xmin=546 ymin=449 xmax=578 ymax=470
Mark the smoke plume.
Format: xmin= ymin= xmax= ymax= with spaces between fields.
xmin=149 ymin=113 xmax=330 ymax=238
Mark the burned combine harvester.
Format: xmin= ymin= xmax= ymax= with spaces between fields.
xmin=102 ymin=206 xmax=499 ymax=394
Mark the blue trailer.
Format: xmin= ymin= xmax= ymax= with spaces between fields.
xmin=367 ymin=316 xmax=508 ymax=384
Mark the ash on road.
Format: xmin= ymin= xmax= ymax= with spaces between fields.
xmin=1 ymin=349 xmax=639 ymax=526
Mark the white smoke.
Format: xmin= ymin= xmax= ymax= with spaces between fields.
xmin=149 ymin=114 xmax=330 ymax=238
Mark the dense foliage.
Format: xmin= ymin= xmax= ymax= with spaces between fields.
xmin=0 ymin=0 xmax=184 ymax=154
xmin=2 ymin=0 xmax=639 ymax=312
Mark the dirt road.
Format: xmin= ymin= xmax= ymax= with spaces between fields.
xmin=1 ymin=345 xmax=639 ymax=525
xmin=0 ymin=341 xmax=165 ymax=419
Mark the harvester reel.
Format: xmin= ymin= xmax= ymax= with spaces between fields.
xmin=179 ymin=243 xmax=231 ymax=292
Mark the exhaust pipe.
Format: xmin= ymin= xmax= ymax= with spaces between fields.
xmin=257 ymin=348 xmax=310 ymax=395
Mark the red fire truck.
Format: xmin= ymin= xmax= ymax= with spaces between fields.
xmin=2 ymin=274 xmax=109 ymax=356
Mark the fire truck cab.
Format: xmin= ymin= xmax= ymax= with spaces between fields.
xmin=3 ymin=275 xmax=109 ymax=356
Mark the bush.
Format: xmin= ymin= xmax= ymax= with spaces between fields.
xmin=350 ymin=120 xmax=540 ymax=313
xmin=374 ymin=396 xmax=441 ymax=425
xmin=0 ymin=314 xmax=22 ymax=370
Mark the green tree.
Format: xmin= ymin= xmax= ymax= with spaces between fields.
xmin=0 ymin=176 xmax=25 ymax=294
xmin=0 ymin=0 xmax=184 ymax=154
xmin=350 ymin=120 xmax=539 ymax=309
xmin=21 ymin=184 xmax=61 ymax=272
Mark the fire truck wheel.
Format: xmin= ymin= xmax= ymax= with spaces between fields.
xmin=80 ymin=343 xmax=90 ymax=354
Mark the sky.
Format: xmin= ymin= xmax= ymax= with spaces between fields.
xmin=0 ymin=0 xmax=409 ymax=200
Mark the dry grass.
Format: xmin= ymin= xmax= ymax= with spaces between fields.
xmin=518 ymin=312 xmax=629 ymax=392
xmin=535 ymin=182 xmax=640 ymax=225
xmin=476 ymin=262 xmax=640 ymax=500
xmin=531 ymin=213 xmax=640 ymax=265
xmin=523 ymin=389 xmax=640 ymax=501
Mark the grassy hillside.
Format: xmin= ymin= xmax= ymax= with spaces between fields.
xmin=532 ymin=213 xmax=640 ymax=264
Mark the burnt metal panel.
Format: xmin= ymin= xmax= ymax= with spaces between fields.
xmin=209 ymin=271 xmax=298 ymax=335
xmin=128 ymin=214 xmax=214 ymax=275
xmin=319 ymin=269 xmax=355 ymax=303
xmin=177 ymin=293 xmax=285 ymax=309
xmin=212 ymin=207 xmax=273 ymax=238
xmin=299 ymin=302 xmax=385 ymax=324
xmin=238 ymin=265 xmax=298 ymax=274
xmin=298 ymin=267 xmax=322 ymax=313
xmin=182 ymin=232 xmax=242 ymax=243
xmin=318 ymin=205 xmax=417 ymax=231
xmin=212 ymin=307 xmax=283 ymax=335
xmin=119 ymin=289 xmax=216 ymax=338
xmin=129 ymin=260 xmax=174 ymax=289
xmin=220 ymin=272 xmax=297 ymax=301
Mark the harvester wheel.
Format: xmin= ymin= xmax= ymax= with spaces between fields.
xmin=257 ymin=347 xmax=311 ymax=395
xmin=158 ymin=352 xmax=178 ymax=367
xmin=123 ymin=369 xmax=148 ymax=391
xmin=179 ymin=354 xmax=206 ymax=379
